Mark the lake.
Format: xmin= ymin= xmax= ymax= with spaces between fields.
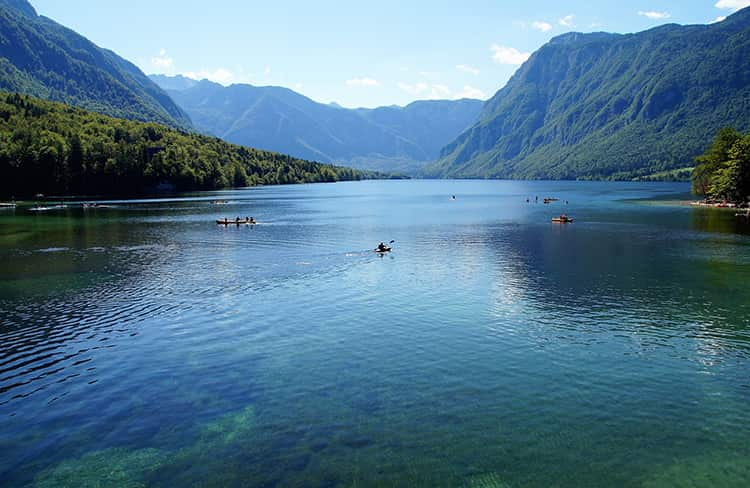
xmin=1 ymin=179 xmax=749 ymax=487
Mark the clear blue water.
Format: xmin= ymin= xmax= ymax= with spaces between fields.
xmin=1 ymin=180 xmax=749 ymax=487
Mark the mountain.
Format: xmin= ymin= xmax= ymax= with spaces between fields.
xmin=430 ymin=8 xmax=750 ymax=180
xmin=149 ymin=74 xmax=198 ymax=92
xmin=0 ymin=92 xmax=376 ymax=198
xmin=150 ymin=76 xmax=483 ymax=174
xmin=0 ymin=0 xmax=192 ymax=129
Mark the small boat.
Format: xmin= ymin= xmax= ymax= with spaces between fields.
xmin=216 ymin=219 xmax=255 ymax=225
xmin=374 ymin=247 xmax=392 ymax=253
xmin=29 ymin=206 xmax=52 ymax=212
xmin=0 ymin=202 xmax=16 ymax=209
xmin=552 ymin=216 xmax=574 ymax=223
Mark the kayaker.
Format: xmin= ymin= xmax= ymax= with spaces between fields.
xmin=235 ymin=216 xmax=240 ymax=223
xmin=377 ymin=242 xmax=388 ymax=252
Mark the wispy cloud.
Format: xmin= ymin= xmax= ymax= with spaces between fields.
xmin=558 ymin=15 xmax=575 ymax=27
xmin=456 ymin=64 xmax=480 ymax=75
xmin=532 ymin=21 xmax=553 ymax=32
xmin=715 ymin=0 xmax=750 ymax=10
xmin=346 ymin=77 xmax=380 ymax=87
xmin=397 ymin=82 xmax=429 ymax=95
xmin=638 ymin=10 xmax=671 ymax=20
xmin=183 ymin=68 xmax=234 ymax=85
xmin=397 ymin=82 xmax=484 ymax=100
xmin=491 ymin=44 xmax=531 ymax=65
xmin=263 ymin=66 xmax=271 ymax=76
xmin=454 ymin=85 xmax=486 ymax=99
xmin=151 ymin=49 xmax=173 ymax=70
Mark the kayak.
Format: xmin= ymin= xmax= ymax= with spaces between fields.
xmin=216 ymin=220 xmax=255 ymax=225
xmin=374 ymin=247 xmax=392 ymax=253
xmin=552 ymin=218 xmax=574 ymax=223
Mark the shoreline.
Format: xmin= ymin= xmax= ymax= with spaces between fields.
xmin=687 ymin=200 xmax=748 ymax=210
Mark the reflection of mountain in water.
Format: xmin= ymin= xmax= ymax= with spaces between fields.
xmin=479 ymin=221 xmax=750 ymax=358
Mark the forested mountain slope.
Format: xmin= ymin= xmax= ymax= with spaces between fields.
xmin=431 ymin=8 xmax=750 ymax=180
xmin=0 ymin=0 xmax=192 ymax=129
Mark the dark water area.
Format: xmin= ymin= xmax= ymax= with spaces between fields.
xmin=0 ymin=180 xmax=749 ymax=487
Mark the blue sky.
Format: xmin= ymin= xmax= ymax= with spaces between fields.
xmin=31 ymin=0 xmax=750 ymax=108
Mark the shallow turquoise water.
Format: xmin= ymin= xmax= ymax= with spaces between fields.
xmin=1 ymin=180 xmax=749 ymax=487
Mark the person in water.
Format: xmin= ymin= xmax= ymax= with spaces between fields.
xmin=377 ymin=242 xmax=388 ymax=252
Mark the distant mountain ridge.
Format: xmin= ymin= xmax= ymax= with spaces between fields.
xmin=151 ymin=75 xmax=483 ymax=174
xmin=430 ymin=8 xmax=750 ymax=180
xmin=0 ymin=0 xmax=192 ymax=129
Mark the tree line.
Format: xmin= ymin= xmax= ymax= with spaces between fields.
xmin=692 ymin=127 xmax=750 ymax=204
xmin=0 ymin=92 xmax=382 ymax=198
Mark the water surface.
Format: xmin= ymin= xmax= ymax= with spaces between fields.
xmin=1 ymin=180 xmax=749 ymax=487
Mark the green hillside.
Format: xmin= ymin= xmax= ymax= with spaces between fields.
xmin=0 ymin=0 xmax=192 ymax=129
xmin=0 ymin=92 xmax=376 ymax=197
xmin=430 ymin=8 xmax=750 ymax=180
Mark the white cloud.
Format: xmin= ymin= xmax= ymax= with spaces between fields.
xmin=151 ymin=49 xmax=173 ymax=70
xmin=532 ymin=21 xmax=553 ymax=32
xmin=491 ymin=44 xmax=531 ymax=65
xmin=397 ymin=82 xmax=429 ymax=95
xmin=263 ymin=66 xmax=271 ymax=76
xmin=456 ymin=64 xmax=480 ymax=75
xmin=558 ymin=15 xmax=575 ymax=27
xmin=183 ymin=68 xmax=234 ymax=85
xmin=398 ymin=82 xmax=450 ymax=99
xmin=454 ymin=85 xmax=486 ymax=99
xmin=431 ymin=84 xmax=451 ymax=98
xmin=638 ymin=10 xmax=671 ymax=20
xmin=397 ymin=82 xmax=486 ymax=100
xmin=715 ymin=0 xmax=750 ymax=10
xmin=712 ymin=15 xmax=728 ymax=22
xmin=346 ymin=77 xmax=380 ymax=87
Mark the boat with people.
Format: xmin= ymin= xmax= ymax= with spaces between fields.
xmin=216 ymin=217 xmax=256 ymax=225
xmin=552 ymin=214 xmax=574 ymax=223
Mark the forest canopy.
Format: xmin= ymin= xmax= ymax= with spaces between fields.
xmin=0 ymin=92 xmax=384 ymax=197
xmin=692 ymin=127 xmax=750 ymax=204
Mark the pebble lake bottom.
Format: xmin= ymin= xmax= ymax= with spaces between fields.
xmin=1 ymin=179 xmax=749 ymax=487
